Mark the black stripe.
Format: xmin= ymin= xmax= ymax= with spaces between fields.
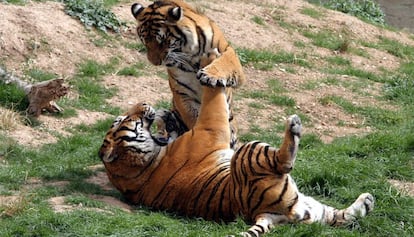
xmin=205 ymin=171 xmax=230 ymax=220
xmin=251 ymin=184 xmax=278 ymax=214
xmin=172 ymin=76 xmax=198 ymax=95
xmin=196 ymin=25 xmax=206 ymax=55
xmin=150 ymin=160 xmax=190 ymax=207
xmin=190 ymin=169 xmax=222 ymax=212
xmin=267 ymin=176 xmax=290 ymax=206
xmin=247 ymin=185 xmax=258 ymax=211
xmin=247 ymin=230 xmax=257 ymax=237
xmin=248 ymin=142 xmax=261 ymax=176
xmin=256 ymin=224 xmax=265 ymax=234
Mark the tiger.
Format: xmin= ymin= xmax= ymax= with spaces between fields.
xmin=98 ymin=74 xmax=374 ymax=236
xmin=130 ymin=0 xmax=246 ymax=148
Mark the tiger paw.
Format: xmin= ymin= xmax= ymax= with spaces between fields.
xmin=128 ymin=102 xmax=155 ymax=121
xmin=196 ymin=68 xmax=236 ymax=87
xmin=350 ymin=193 xmax=375 ymax=217
xmin=287 ymin=114 xmax=302 ymax=137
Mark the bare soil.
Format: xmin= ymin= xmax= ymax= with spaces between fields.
xmin=0 ymin=0 xmax=413 ymax=211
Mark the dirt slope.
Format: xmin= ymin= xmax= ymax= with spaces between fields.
xmin=2 ymin=0 xmax=413 ymax=144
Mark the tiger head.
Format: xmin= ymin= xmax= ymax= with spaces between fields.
xmin=98 ymin=103 xmax=160 ymax=175
xmin=131 ymin=0 xmax=204 ymax=71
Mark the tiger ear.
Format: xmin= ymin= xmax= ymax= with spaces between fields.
xmin=167 ymin=6 xmax=183 ymax=23
xmin=131 ymin=3 xmax=144 ymax=18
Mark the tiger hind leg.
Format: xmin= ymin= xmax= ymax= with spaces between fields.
xmin=237 ymin=193 xmax=374 ymax=237
xmin=275 ymin=114 xmax=302 ymax=174
xmin=291 ymin=192 xmax=374 ymax=226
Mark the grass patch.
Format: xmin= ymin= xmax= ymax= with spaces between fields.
xmin=117 ymin=62 xmax=146 ymax=77
xmin=319 ymin=95 xmax=403 ymax=129
xmin=325 ymin=55 xmax=351 ymax=66
xmin=251 ymin=15 xmax=265 ymax=25
xmin=123 ymin=41 xmax=147 ymax=52
xmin=25 ymin=68 xmax=57 ymax=82
xmin=0 ymin=81 xmax=29 ymax=111
xmin=245 ymin=90 xmax=295 ymax=107
xmin=325 ymin=65 xmax=380 ymax=82
xmin=302 ymin=29 xmax=349 ymax=52
xmin=300 ymin=7 xmax=325 ymax=19
xmin=237 ymin=48 xmax=310 ymax=70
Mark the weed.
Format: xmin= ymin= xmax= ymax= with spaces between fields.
xmin=302 ymin=29 xmax=349 ymax=52
xmin=25 ymin=68 xmax=57 ymax=82
xmin=237 ymin=48 xmax=310 ymax=69
xmin=321 ymin=95 xmax=403 ymax=129
xmin=308 ymin=0 xmax=385 ymax=25
xmin=117 ymin=62 xmax=145 ymax=77
xmin=0 ymin=193 xmax=31 ymax=218
xmin=0 ymin=81 xmax=29 ymax=111
xmin=63 ymin=0 xmax=126 ymax=33
xmin=301 ymin=7 xmax=325 ymax=19
xmin=251 ymin=16 xmax=265 ymax=25
xmin=325 ymin=56 xmax=351 ymax=66
xmin=325 ymin=65 xmax=380 ymax=82
xmin=123 ymin=42 xmax=147 ymax=52
xmin=0 ymin=107 xmax=21 ymax=130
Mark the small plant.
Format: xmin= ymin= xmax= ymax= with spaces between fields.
xmin=301 ymin=7 xmax=325 ymax=19
xmin=63 ymin=0 xmax=126 ymax=33
xmin=308 ymin=0 xmax=385 ymax=25
xmin=0 ymin=82 xmax=28 ymax=111
xmin=0 ymin=193 xmax=31 ymax=218
xmin=0 ymin=107 xmax=21 ymax=130
xmin=251 ymin=15 xmax=265 ymax=25
xmin=236 ymin=48 xmax=310 ymax=69
xmin=123 ymin=42 xmax=147 ymax=52
xmin=25 ymin=68 xmax=57 ymax=82
xmin=302 ymin=29 xmax=349 ymax=52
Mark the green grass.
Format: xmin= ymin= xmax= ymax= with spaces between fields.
xmin=117 ymin=62 xmax=146 ymax=77
xmin=0 ymin=82 xmax=29 ymax=111
xmin=302 ymin=29 xmax=349 ymax=52
xmin=237 ymin=48 xmax=310 ymax=69
xmin=319 ymin=95 xmax=403 ymax=129
xmin=251 ymin=15 xmax=265 ymax=25
xmin=301 ymin=7 xmax=325 ymax=19
xmin=363 ymin=37 xmax=414 ymax=59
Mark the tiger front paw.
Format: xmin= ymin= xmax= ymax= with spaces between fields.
xmin=196 ymin=68 xmax=237 ymax=87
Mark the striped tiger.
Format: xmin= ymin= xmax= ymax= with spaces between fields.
xmin=99 ymin=81 xmax=374 ymax=236
xmin=131 ymin=0 xmax=245 ymax=148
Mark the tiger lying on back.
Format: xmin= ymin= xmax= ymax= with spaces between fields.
xmin=131 ymin=0 xmax=245 ymax=148
xmin=99 ymin=73 xmax=374 ymax=236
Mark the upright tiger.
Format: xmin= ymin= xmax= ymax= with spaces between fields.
xmin=99 ymin=72 xmax=374 ymax=236
xmin=131 ymin=0 xmax=245 ymax=147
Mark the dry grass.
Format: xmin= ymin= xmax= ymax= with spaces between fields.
xmin=0 ymin=108 xmax=21 ymax=131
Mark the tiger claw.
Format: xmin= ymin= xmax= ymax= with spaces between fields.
xmin=197 ymin=69 xmax=236 ymax=87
